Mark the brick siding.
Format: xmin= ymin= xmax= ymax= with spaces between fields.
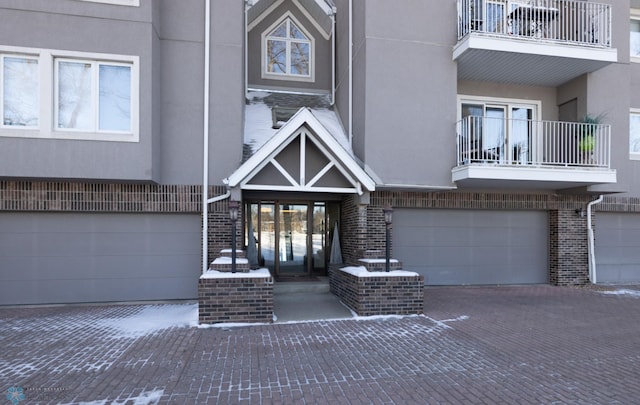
xmin=329 ymin=267 xmax=424 ymax=316
xmin=198 ymin=276 xmax=273 ymax=324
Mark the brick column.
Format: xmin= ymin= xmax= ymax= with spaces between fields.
xmin=549 ymin=209 xmax=589 ymax=285
xmin=341 ymin=196 xmax=369 ymax=265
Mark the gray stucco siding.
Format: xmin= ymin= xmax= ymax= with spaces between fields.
xmin=0 ymin=6 xmax=157 ymax=182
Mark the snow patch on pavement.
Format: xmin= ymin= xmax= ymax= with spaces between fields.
xmin=600 ymin=289 xmax=640 ymax=298
xmin=96 ymin=304 xmax=198 ymax=338
xmin=60 ymin=389 xmax=164 ymax=405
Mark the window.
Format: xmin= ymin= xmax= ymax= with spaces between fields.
xmin=458 ymin=96 xmax=539 ymax=164
xmin=0 ymin=45 xmax=138 ymax=142
xmin=56 ymin=59 xmax=132 ymax=133
xmin=2 ymin=55 xmax=39 ymax=128
xmin=630 ymin=110 xmax=640 ymax=158
xmin=262 ymin=13 xmax=313 ymax=81
xmin=631 ymin=18 xmax=640 ymax=59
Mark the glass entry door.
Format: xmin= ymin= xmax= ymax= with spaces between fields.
xmin=247 ymin=201 xmax=331 ymax=277
xmin=278 ymin=204 xmax=308 ymax=275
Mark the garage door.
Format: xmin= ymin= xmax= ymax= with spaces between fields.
xmin=0 ymin=213 xmax=201 ymax=305
xmin=595 ymin=213 xmax=640 ymax=284
xmin=394 ymin=209 xmax=549 ymax=285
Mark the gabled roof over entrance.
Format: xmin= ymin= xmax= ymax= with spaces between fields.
xmin=226 ymin=108 xmax=375 ymax=195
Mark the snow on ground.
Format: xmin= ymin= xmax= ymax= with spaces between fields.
xmin=96 ymin=304 xmax=198 ymax=338
xmin=59 ymin=389 xmax=164 ymax=405
xmin=600 ymin=289 xmax=640 ymax=298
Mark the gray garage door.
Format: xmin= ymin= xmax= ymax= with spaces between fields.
xmin=394 ymin=209 xmax=549 ymax=285
xmin=0 ymin=213 xmax=201 ymax=305
xmin=595 ymin=213 xmax=640 ymax=284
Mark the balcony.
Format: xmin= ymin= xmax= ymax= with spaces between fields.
xmin=453 ymin=116 xmax=617 ymax=189
xmin=455 ymin=0 xmax=617 ymax=86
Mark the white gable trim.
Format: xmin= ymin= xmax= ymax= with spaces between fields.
xmin=248 ymin=0 xmax=332 ymax=39
xmin=292 ymin=0 xmax=331 ymax=40
xmin=226 ymin=108 xmax=375 ymax=194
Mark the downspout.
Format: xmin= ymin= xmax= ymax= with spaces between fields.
xmin=587 ymin=195 xmax=604 ymax=284
xmin=245 ymin=0 xmax=249 ymax=98
xmin=202 ymin=0 xmax=211 ymax=275
xmin=331 ymin=8 xmax=336 ymax=105
xmin=348 ymin=0 xmax=353 ymax=147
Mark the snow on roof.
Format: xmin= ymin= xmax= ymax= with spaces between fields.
xmin=244 ymin=90 xmax=351 ymax=159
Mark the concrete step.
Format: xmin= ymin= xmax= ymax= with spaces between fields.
xmin=273 ymin=277 xmax=330 ymax=294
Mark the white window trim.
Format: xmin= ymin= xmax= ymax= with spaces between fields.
xmin=1 ymin=54 xmax=40 ymax=130
xmin=457 ymin=94 xmax=541 ymax=121
xmin=261 ymin=11 xmax=315 ymax=83
xmin=77 ymin=0 xmax=140 ymax=7
xmin=631 ymin=9 xmax=640 ymax=63
xmin=0 ymin=45 xmax=139 ymax=143
xmin=630 ymin=108 xmax=640 ymax=160
xmin=457 ymin=94 xmax=542 ymax=162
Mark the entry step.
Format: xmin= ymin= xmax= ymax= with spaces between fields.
xmin=273 ymin=277 xmax=330 ymax=294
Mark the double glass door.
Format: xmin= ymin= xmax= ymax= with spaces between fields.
xmin=247 ymin=201 xmax=333 ymax=277
xmin=462 ymin=102 xmax=534 ymax=164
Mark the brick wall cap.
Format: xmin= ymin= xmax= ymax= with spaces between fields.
xmin=358 ymin=258 xmax=400 ymax=264
xmin=339 ymin=266 xmax=419 ymax=278
xmin=210 ymin=257 xmax=250 ymax=265
xmin=221 ymin=249 xmax=244 ymax=254
xmin=200 ymin=268 xmax=271 ymax=279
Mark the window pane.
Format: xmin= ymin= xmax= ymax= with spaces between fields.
xmin=270 ymin=21 xmax=287 ymax=38
xmin=631 ymin=20 xmax=640 ymax=57
xmin=3 ymin=57 xmax=39 ymax=127
xmin=266 ymin=40 xmax=286 ymax=73
xmin=630 ymin=114 xmax=640 ymax=154
xmin=58 ymin=61 xmax=92 ymax=130
xmin=99 ymin=64 xmax=131 ymax=132
xmin=290 ymin=42 xmax=309 ymax=75
xmin=289 ymin=21 xmax=308 ymax=40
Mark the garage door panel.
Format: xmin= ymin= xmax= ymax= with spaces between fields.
xmin=595 ymin=213 xmax=640 ymax=284
xmin=394 ymin=209 xmax=548 ymax=285
xmin=0 ymin=213 xmax=201 ymax=305
xmin=596 ymin=265 xmax=640 ymax=284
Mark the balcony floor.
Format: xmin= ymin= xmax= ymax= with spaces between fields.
xmin=452 ymin=164 xmax=617 ymax=190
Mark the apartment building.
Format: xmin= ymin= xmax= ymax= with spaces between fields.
xmin=1 ymin=0 xmax=639 ymax=306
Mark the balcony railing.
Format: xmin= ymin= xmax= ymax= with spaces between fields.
xmin=456 ymin=116 xmax=611 ymax=168
xmin=457 ymin=0 xmax=611 ymax=48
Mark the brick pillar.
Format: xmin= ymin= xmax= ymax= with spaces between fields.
xmin=206 ymin=196 xmax=243 ymax=265
xmin=549 ymin=209 xmax=589 ymax=285
xmin=341 ymin=195 xmax=369 ymax=265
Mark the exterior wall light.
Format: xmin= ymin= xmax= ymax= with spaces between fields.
xmin=229 ymin=200 xmax=240 ymax=273
xmin=383 ymin=205 xmax=393 ymax=272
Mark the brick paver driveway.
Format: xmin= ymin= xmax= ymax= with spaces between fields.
xmin=1 ymin=285 xmax=639 ymax=404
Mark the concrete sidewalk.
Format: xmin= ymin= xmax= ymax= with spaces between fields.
xmin=2 ymin=285 xmax=640 ymax=404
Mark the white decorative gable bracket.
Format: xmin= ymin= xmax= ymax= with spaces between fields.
xmin=226 ymin=108 xmax=375 ymax=195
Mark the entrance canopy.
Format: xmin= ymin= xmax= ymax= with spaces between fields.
xmin=225 ymin=108 xmax=375 ymax=195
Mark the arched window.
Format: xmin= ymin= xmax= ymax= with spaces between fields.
xmin=263 ymin=14 xmax=313 ymax=80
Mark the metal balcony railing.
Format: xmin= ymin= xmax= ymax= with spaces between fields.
xmin=456 ymin=116 xmax=611 ymax=168
xmin=457 ymin=0 xmax=611 ymax=48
